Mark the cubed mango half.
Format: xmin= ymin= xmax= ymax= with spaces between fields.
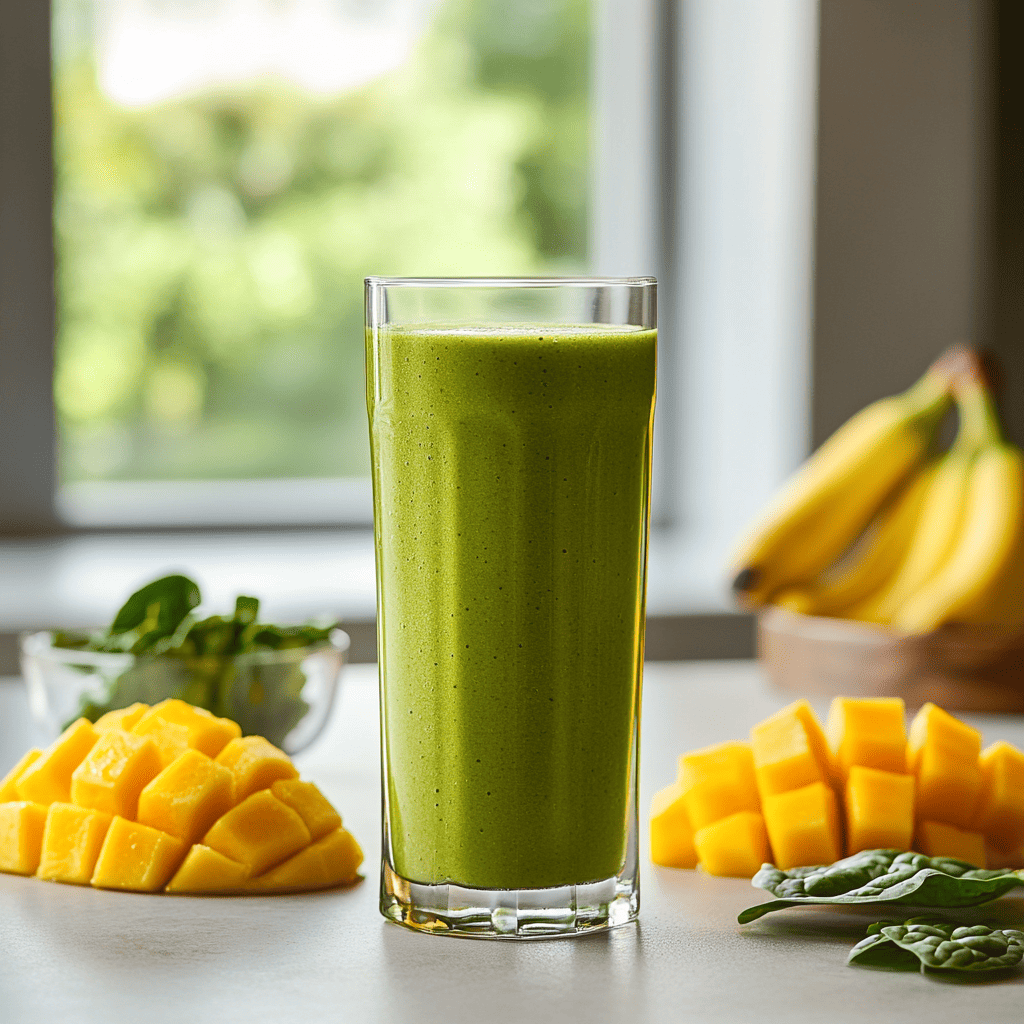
xmin=750 ymin=700 xmax=834 ymax=798
xmin=91 ymin=817 xmax=186 ymax=891
xmin=143 ymin=699 xmax=241 ymax=759
xmin=270 ymin=779 xmax=341 ymax=842
xmin=762 ymin=781 xmax=841 ymax=870
xmin=906 ymin=703 xmax=982 ymax=829
xmin=973 ymin=741 xmax=1024 ymax=853
xmin=16 ymin=719 xmax=98 ymax=805
xmin=215 ymin=736 xmax=298 ymax=802
xmin=69 ymin=730 xmax=162 ymax=820
xmin=844 ymin=766 xmax=914 ymax=855
xmin=915 ymin=820 xmax=987 ymax=867
xmin=678 ymin=741 xmax=759 ymax=830
xmin=693 ymin=811 xmax=769 ymax=878
xmin=0 ymin=802 xmax=49 ymax=875
xmin=649 ymin=782 xmax=698 ymax=869
xmin=165 ymin=845 xmax=251 ymax=894
xmin=202 ymin=789 xmax=310 ymax=876
xmin=825 ymin=697 xmax=906 ymax=778
xmin=36 ymin=804 xmax=112 ymax=885
xmin=137 ymin=749 xmax=235 ymax=845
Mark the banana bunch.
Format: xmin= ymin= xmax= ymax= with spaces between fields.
xmin=730 ymin=349 xmax=1024 ymax=634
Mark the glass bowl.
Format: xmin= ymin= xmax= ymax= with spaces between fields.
xmin=20 ymin=628 xmax=350 ymax=755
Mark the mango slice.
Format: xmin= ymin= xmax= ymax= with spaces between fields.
xmin=0 ymin=802 xmax=49 ymax=875
xmin=215 ymin=736 xmax=298 ymax=802
xmin=915 ymin=820 xmax=987 ymax=867
xmin=0 ymin=749 xmax=42 ymax=802
xmin=94 ymin=703 xmax=149 ymax=733
xmin=906 ymin=703 xmax=982 ymax=829
xmin=693 ymin=811 xmax=769 ymax=878
xmin=16 ymin=719 xmax=99 ymax=805
xmin=973 ymin=741 xmax=1024 ymax=853
xmin=137 ymin=749 xmax=235 ymax=845
xmin=69 ymin=730 xmax=163 ymax=820
xmin=202 ymin=789 xmax=310 ymax=876
xmin=762 ymin=781 xmax=841 ymax=870
xmin=649 ymin=781 xmax=698 ymax=869
xmin=247 ymin=827 xmax=364 ymax=892
xmin=142 ymin=700 xmax=241 ymax=759
xmin=91 ymin=817 xmax=186 ymax=891
xmin=845 ymin=765 xmax=914 ymax=855
xmin=36 ymin=804 xmax=112 ymax=885
xmin=271 ymin=779 xmax=341 ymax=842
xmin=825 ymin=697 xmax=906 ymax=778
xmin=131 ymin=716 xmax=190 ymax=769
xmin=750 ymin=700 xmax=834 ymax=798
xmin=678 ymin=741 xmax=760 ymax=830
xmin=165 ymin=844 xmax=251 ymax=894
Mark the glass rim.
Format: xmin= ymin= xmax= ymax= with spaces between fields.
xmin=365 ymin=275 xmax=657 ymax=289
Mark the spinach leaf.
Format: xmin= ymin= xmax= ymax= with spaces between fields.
xmin=738 ymin=850 xmax=1024 ymax=923
xmin=850 ymin=917 xmax=1024 ymax=973
xmin=109 ymin=574 xmax=201 ymax=641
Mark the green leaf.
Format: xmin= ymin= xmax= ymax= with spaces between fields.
xmin=737 ymin=850 xmax=1024 ymax=923
xmin=109 ymin=574 xmax=201 ymax=637
xmin=850 ymin=917 xmax=1024 ymax=974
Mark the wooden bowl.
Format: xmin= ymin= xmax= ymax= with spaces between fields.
xmin=757 ymin=606 xmax=1024 ymax=712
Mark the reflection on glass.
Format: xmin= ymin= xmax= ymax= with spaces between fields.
xmin=53 ymin=0 xmax=590 ymax=484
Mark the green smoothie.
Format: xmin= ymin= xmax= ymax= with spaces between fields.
xmin=368 ymin=323 xmax=656 ymax=890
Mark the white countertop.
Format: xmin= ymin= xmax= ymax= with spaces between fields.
xmin=2 ymin=662 xmax=1024 ymax=1023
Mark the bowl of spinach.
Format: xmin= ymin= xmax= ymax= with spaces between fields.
xmin=21 ymin=574 xmax=350 ymax=753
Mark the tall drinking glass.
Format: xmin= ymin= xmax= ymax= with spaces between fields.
xmin=366 ymin=277 xmax=656 ymax=938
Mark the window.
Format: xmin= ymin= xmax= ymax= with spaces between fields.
xmin=49 ymin=0 xmax=592 ymax=526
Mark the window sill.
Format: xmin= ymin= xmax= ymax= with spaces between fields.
xmin=0 ymin=526 xmax=754 ymax=672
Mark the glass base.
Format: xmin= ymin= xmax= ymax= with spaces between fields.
xmin=380 ymin=859 xmax=639 ymax=939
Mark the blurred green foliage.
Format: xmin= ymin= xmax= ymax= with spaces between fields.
xmin=54 ymin=0 xmax=590 ymax=483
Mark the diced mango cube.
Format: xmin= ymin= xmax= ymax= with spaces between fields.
xmin=70 ymin=730 xmax=162 ymax=820
xmin=215 ymin=736 xmax=298 ymax=802
xmin=202 ymin=789 xmax=310 ymax=876
xmin=985 ymin=842 xmax=1024 ymax=871
xmin=973 ymin=741 xmax=1024 ymax=853
xmin=906 ymin=703 xmax=981 ymax=829
xmin=271 ymin=779 xmax=341 ymax=842
xmin=693 ymin=811 xmax=769 ymax=878
xmin=94 ymin=703 xmax=149 ymax=733
xmin=825 ymin=697 xmax=906 ymax=778
xmin=16 ymin=719 xmax=98 ymax=805
xmin=649 ymin=781 xmax=698 ymax=869
xmin=165 ymin=844 xmax=251 ymax=894
xmin=91 ymin=817 xmax=186 ymax=891
xmin=247 ymin=827 xmax=364 ymax=892
xmin=750 ymin=700 xmax=834 ymax=797
xmin=762 ymin=781 xmax=841 ymax=870
xmin=915 ymin=820 xmax=987 ymax=867
xmin=131 ymin=716 xmax=190 ymax=769
xmin=0 ymin=802 xmax=49 ymax=875
xmin=0 ymin=749 xmax=42 ymax=802
xmin=36 ymin=804 xmax=112 ymax=885
xmin=844 ymin=766 xmax=914 ymax=855
xmin=137 ymin=749 xmax=235 ymax=845
xmin=142 ymin=700 xmax=241 ymax=759
xmin=678 ymin=741 xmax=760 ymax=830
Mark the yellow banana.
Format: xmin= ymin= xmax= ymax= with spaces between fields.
xmin=847 ymin=445 xmax=978 ymax=625
xmin=770 ymin=458 xmax=940 ymax=618
xmin=894 ymin=378 xmax=1024 ymax=633
xmin=729 ymin=365 xmax=952 ymax=608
